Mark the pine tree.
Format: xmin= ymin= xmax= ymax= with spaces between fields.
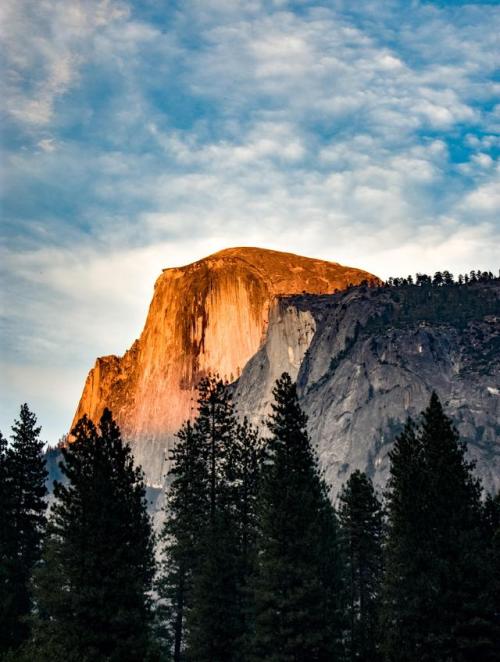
xmin=184 ymin=376 xmax=244 ymax=662
xmin=382 ymin=393 xmax=492 ymax=662
xmin=157 ymin=421 xmax=208 ymax=661
xmin=482 ymin=492 xmax=500 ymax=658
xmin=31 ymin=410 xmax=155 ymax=662
xmin=230 ymin=418 xmax=262 ymax=573
xmin=381 ymin=418 xmax=424 ymax=662
xmin=251 ymin=373 xmax=344 ymax=662
xmin=159 ymin=377 xmax=261 ymax=662
xmin=187 ymin=506 xmax=241 ymax=662
xmin=0 ymin=428 xmax=14 ymax=655
xmin=0 ymin=405 xmax=47 ymax=655
xmin=339 ymin=470 xmax=383 ymax=662
xmin=227 ymin=418 xmax=263 ymax=658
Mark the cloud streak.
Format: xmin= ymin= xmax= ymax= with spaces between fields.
xmin=1 ymin=0 xmax=499 ymax=441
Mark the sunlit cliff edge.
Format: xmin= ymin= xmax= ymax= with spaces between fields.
xmin=72 ymin=247 xmax=379 ymax=482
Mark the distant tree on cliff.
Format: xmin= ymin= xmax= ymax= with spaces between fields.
xmin=251 ymin=373 xmax=345 ymax=661
xmin=382 ymin=393 xmax=494 ymax=662
xmin=339 ymin=470 xmax=384 ymax=662
xmin=0 ymin=405 xmax=47 ymax=656
xmin=30 ymin=410 xmax=155 ymax=662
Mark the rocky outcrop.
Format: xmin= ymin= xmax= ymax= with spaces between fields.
xmin=73 ymin=246 xmax=499 ymax=499
xmin=72 ymin=247 xmax=377 ymax=484
xmin=235 ymin=282 xmax=500 ymax=496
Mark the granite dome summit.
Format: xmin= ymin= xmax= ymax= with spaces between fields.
xmin=72 ymin=247 xmax=378 ymax=482
xmin=69 ymin=248 xmax=500 ymax=499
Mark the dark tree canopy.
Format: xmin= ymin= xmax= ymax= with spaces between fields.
xmin=382 ymin=393 xmax=493 ymax=662
xmin=0 ymin=404 xmax=47 ymax=656
xmin=339 ymin=470 xmax=383 ymax=662
xmin=157 ymin=420 xmax=207 ymax=661
xmin=30 ymin=409 xmax=155 ymax=662
xmin=159 ymin=376 xmax=263 ymax=662
xmin=182 ymin=376 xmax=242 ymax=662
xmin=251 ymin=372 xmax=345 ymax=662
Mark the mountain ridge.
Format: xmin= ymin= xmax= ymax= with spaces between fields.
xmin=234 ymin=279 xmax=500 ymax=495
xmin=72 ymin=247 xmax=378 ymax=483
xmin=71 ymin=247 xmax=499 ymax=499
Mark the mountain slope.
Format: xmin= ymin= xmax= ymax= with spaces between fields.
xmin=72 ymin=247 xmax=378 ymax=483
xmin=72 ymin=249 xmax=499 ymax=498
xmin=234 ymin=281 xmax=500 ymax=495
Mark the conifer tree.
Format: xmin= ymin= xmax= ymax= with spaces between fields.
xmin=482 ymin=491 xmax=500 ymax=657
xmin=339 ymin=470 xmax=383 ymax=662
xmin=31 ymin=410 xmax=155 ymax=662
xmin=382 ymin=393 xmax=491 ymax=662
xmin=0 ymin=430 xmax=8 ymax=557
xmin=381 ymin=418 xmax=424 ymax=662
xmin=159 ymin=378 xmax=263 ymax=662
xmin=187 ymin=504 xmax=240 ymax=662
xmin=0 ymin=429 xmax=13 ymax=655
xmin=157 ymin=421 xmax=207 ymax=661
xmin=184 ymin=376 xmax=244 ymax=662
xmin=227 ymin=418 xmax=263 ymax=658
xmin=251 ymin=373 xmax=344 ymax=662
xmin=0 ymin=405 xmax=47 ymax=655
xmin=230 ymin=418 xmax=262 ymax=575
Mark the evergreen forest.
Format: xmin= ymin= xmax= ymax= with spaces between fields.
xmin=1 ymin=362 xmax=499 ymax=660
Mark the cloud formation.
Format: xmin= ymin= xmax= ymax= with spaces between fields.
xmin=1 ymin=0 xmax=499 ymax=441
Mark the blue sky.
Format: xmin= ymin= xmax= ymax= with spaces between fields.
xmin=1 ymin=0 xmax=499 ymax=443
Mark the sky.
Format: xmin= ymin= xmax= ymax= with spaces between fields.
xmin=1 ymin=0 xmax=499 ymax=444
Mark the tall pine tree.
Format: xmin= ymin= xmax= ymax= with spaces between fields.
xmin=157 ymin=421 xmax=207 ymax=661
xmin=159 ymin=377 xmax=262 ymax=662
xmin=0 ymin=404 xmax=47 ymax=656
xmin=229 ymin=418 xmax=263 ymax=658
xmin=30 ymin=410 xmax=155 ymax=662
xmin=382 ymin=393 xmax=492 ymax=662
xmin=482 ymin=491 xmax=500 ymax=658
xmin=0 ymin=428 xmax=13 ymax=656
xmin=380 ymin=418 xmax=424 ymax=662
xmin=251 ymin=373 xmax=345 ymax=662
xmin=339 ymin=470 xmax=383 ymax=662
xmin=184 ymin=376 xmax=244 ymax=662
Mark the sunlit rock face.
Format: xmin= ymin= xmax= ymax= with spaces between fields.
xmin=72 ymin=247 xmax=378 ymax=484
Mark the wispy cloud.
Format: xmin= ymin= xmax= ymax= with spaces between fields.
xmin=1 ymin=0 xmax=130 ymax=126
xmin=1 ymin=0 xmax=499 ymax=441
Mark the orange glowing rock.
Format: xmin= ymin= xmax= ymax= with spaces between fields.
xmin=71 ymin=247 xmax=379 ymax=481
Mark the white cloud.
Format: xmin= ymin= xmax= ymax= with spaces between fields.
xmin=37 ymin=137 xmax=57 ymax=152
xmin=2 ymin=0 xmax=500 ymax=441
xmin=471 ymin=153 xmax=494 ymax=169
xmin=378 ymin=54 xmax=403 ymax=70
xmin=1 ymin=0 xmax=131 ymax=126
xmin=461 ymin=180 xmax=500 ymax=213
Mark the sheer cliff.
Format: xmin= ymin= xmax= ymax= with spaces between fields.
xmin=72 ymin=247 xmax=377 ymax=484
xmin=234 ymin=281 xmax=500 ymax=495
xmin=72 ymin=248 xmax=499 ymax=498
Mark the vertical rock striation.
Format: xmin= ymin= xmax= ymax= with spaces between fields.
xmin=235 ymin=283 xmax=500 ymax=496
xmin=72 ymin=248 xmax=499 ymax=500
xmin=72 ymin=247 xmax=378 ymax=484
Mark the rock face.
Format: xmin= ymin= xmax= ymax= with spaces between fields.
xmin=73 ymin=247 xmax=499 ymax=499
xmin=72 ymin=247 xmax=377 ymax=484
xmin=234 ymin=282 xmax=500 ymax=496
